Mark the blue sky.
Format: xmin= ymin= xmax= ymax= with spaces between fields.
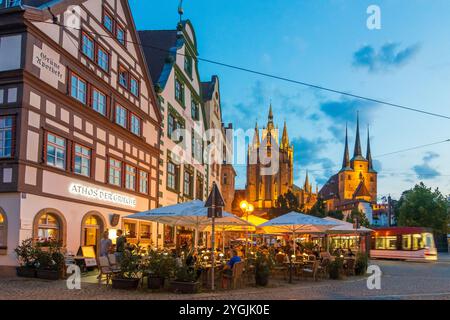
xmin=130 ymin=0 xmax=450 ymax=199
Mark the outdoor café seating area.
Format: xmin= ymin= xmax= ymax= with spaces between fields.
xmin=88 ymin=200 xmax=372 ymax=293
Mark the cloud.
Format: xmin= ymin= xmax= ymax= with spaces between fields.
xmin=291 ymin=136 xmax=336 ymax=186
xmin=318 ymin=98 xmax=378 ymax=141
xmin=353 ymin=43 xmax=420 ymax=72
xmin=412 ymin=152 xmax=441 ymax=180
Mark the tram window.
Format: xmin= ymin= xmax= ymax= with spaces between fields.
xmin=375 ymin=236 xmax=397 ymax=250
xmin=402 ymin=235 xmax=412 ymax=250
xmin=412 ymin=234 xmax=423 ymax=250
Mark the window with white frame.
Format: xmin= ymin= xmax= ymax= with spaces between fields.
xmin=108 ymin=158 xmax=122 ymax=186
xmin=115 ymin=105 xmax=127 ymax=128
xmin=130 ymin=114 xmax=141 ymax=136
xmin=92 ymin=88 xmax=107 ymax=116
xmin=125 ymin=164 xmax=136 ymax=191
xmin=74 ymin=144 xmax=91 ymax=177
xmin=139 ymin=171 xmax=148 ymax=194
xmin=0 ymin=116 xmax=13 ymax=158
xmin=46 ymin=133 xmax=66 ymax=170
xmin=70 ymin=73 xmax=87 ymax=104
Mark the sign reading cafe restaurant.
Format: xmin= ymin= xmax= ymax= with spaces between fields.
xmin=69 ymin=183 xmax=137 ymax=208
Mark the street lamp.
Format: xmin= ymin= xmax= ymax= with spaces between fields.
xmin=240 ymin=201 xmax=254 ymax=258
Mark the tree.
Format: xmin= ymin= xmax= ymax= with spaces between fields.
xmin=396 ymin=182 xmax=449 ymax=235
xmin=309 ymin=198 xmax=326 ymax=218
xmin=327 ymin=210 xmax=344 ymax=220
xmin=347 ymin=209 xmax=370 ymax=228
xmin=275 ymin=190 xmax=300 ymax=217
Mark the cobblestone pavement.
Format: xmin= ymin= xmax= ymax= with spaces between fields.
xmin=1 ymin=260 xmax=449 ymax=300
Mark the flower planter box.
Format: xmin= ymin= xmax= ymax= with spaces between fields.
xmin=112 ymin=278 xmax=140 ymax=290
xmin=36 ymin=269 xmax=61 ymax=280
xmin=147 ymin=276 xmax=165 ymax=290
xmin=169 ymin=281 xmax=200 ymax=294
xmin=16 ymin=267 xmax=37 ymax=278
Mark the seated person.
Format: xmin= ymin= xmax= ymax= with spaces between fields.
xmin=347 ymin=248 xmax=355 ymax=257
xmin=222 ymin=249 xmax=242 ymax=276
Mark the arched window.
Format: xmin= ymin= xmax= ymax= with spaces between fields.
xmin=37 ymin=213 xmax=60 ymax=242
xmin=0 ymin=210 xmax=6 ymax=250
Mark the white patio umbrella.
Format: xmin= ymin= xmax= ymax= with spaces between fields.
xmin=259 ymin=211 xmax=339 ymax=256
xmin=126 ymin=200 xmax=252 ymax=249
xmin=323 ymin=217 xmax=373 ymax=234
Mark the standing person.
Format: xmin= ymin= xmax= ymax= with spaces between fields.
xmin=115 ymin=229 xmax=127 ymax=263
xmin=100 ymin=231 xmax=112 ymax=257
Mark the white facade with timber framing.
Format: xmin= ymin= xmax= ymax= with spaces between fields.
xmin=0 ymin=0 xmax=162 ymax=274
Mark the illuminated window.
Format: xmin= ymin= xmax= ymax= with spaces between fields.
xmin=124 ymin=221 xmax=136 ymax=238
xmin=46 ymin=133 xmax=66 ymax=170
xmin=125 ymin=164 xmax=136 ymax=191
xmin=108 ymin=158 xmax=122 ymax=187
xmin=375 ymin=236 xmax=397 ymax=250
xmin=0 ymin=212 xmax=6 ymax=248
xmin=140 ymin=224 xmax=151 ymax=240
xmin=37 ymin=213 xmax=60 ymax=242
xmin=74 ymin=144 xmax=91 ymax=177
xmin=0 ymin=116 xmax=14 ymax=158
xmin=92 ymin=88 xmax=107 ymax=116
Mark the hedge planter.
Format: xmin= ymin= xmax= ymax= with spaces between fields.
xmin=112 ymin=278 xmax=140 ymax=290
xmin=148 ymin=276 xmax=165 ymax=290
xmin=37 ymin=269 xmax=61 ymax=280
xmin=169 ymin=281 xmax=200 ymax=294
xmin=16 ymin=267 xmax=37 ymax=278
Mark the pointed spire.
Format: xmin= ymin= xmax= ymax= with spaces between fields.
xmin=342 ymin=123 xmax=350 ymax=170
xmin=252 ymin=121 xmax=260 ymax=148
xmin=367 ymin=126 xmax=374 ymax=171
xmin=265 ymin=102 xmax=274 ymax=132
xmin=353 ymin=112 xmax=363 ymax=159
xmin=304 ymin=170 xmax=310 ymax=193
xmin=281 ymin=121 xmax=289 ymax=148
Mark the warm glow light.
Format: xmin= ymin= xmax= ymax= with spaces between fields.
xmin=240 ymin=201 xmax=248 ymax=210
xmin=108 ymin=229 xmax=117 ymax=245
xmin=248 ymin=204 xmax=254 ymax=213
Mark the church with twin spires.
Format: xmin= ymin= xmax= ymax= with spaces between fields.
xmin=319 ymin=115 xmax=378 ymax=214
xmin=232 ymin=105 xmax=318 ymax=216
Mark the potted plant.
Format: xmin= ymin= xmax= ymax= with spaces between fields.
xmin=354 ymin=253 xmax=369 ymax=275
xmin=254 ymin=251 xmax=272 ymax=287
xmin=112 ymin=244 xmax=142 ymax=290
xmin=328 ymin=257 xmax=344 ymax=280
xmin=14 ymin=239 xmax=38 ymax=278
xmin=35 ymin=239 xmax=65 ymax=280
xmin=146 ymin=251 xmax=175 ymax=290
xmin=169 ymin=264 xmax=200 ymax=294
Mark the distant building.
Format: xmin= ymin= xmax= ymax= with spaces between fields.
xmin=319 ymin=115 xmax=379 ymax=223
xmin=233 ymin=105 xmax=317 ymax=216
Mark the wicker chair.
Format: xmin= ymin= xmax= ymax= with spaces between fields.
xmin=302 ymin=260 xmax=319 ymax=281
xmin=345 ymin=258 xmax=356 ymax=276
xmin=272 ymin=253 xmax=288 ymax=280
xmin=222 ymin=261 xmax=245 ymax=289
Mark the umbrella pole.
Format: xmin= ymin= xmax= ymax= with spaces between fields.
xmin=222 ymin=230 xmax=225 ymax=253
xmin=211 ymin=215 xmax=216 ymax=291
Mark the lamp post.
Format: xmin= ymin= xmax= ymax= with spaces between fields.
xmin=240 ymin=201 xmax=254 ymax=258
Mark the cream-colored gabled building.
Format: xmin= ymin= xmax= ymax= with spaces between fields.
xmin=139 ymin=20 xmax=210 ymax=246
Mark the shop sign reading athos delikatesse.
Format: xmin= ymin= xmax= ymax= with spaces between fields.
xmin=69 ymin=183 xmax=137 ymax=208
